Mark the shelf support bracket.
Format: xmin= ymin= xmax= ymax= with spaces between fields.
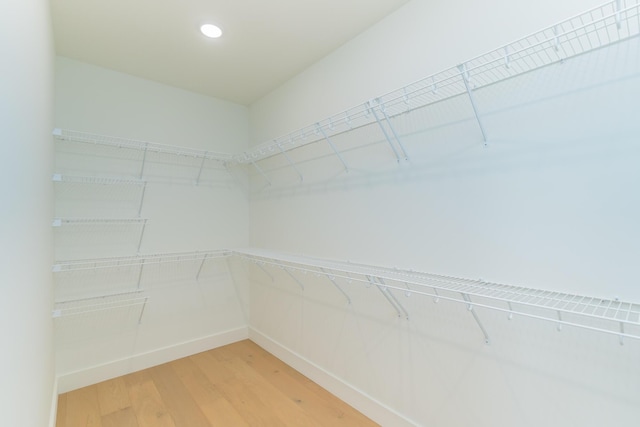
xmin=136 ymin=220 xmax=147 ymax=254
xmin=196 ymin=253 xmax=208 ymax=281
xmin=619 ymin=322 xmax=625 ymax=346
xmin=284 ymin=268 xmax=305 ymax=291
xmin=137 ymin=182 xmax=147 ymax=217
xmin=139 ymin=143 xmax=148 ymax=179
xmin=458 ymin=63 xmax=488 ymax=145
xmin=320 ymin=267 xmax=351 ymax=304
xmin=556 ymin=310 xmax=563 ymax=331
xmin=195 ymin=153 xmax=208 ymax=185
xmin=316 ymin=124 xmax=349 ymax=173
xmin=380 ymin=102 xmax=409 ymax=161
xmin=136 ymin=259 xmax=145 ymax=289
xmin=248 ymin=157 xmax=272 ymax=186
xmin=461 ymin=293 xmax=490 ymax=344
xmin=277 ymin=143 xmax=304 ymax=182
xmin=138 ymin=297 xmax=148 ymax=324
xmin=368 ymin=276 xmax=409 ymax=319
xmin=369 ymin=101 xmax=402 ymax=162
xmin=255 ymin=261 xmax=274 ymax=282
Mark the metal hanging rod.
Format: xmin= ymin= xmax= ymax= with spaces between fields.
xmin=234 ymin=249 xmax=640 ymax=343
xmin=53 ymin=128 xmax=234 ymax=162
xmin=53 ymin=250 xmax=231 ymax=273
xmin=236 ymin=1 xmax=640 ymax=166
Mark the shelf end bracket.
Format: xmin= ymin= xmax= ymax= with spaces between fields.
xmin=320 ymin=267 xmax=351 ymax=304
xmin=458 ymin=63 xmax=488 ymax=146
xmin=462 ymin=293 xmax=490 ymax=344
xmin=277 ymin=142 xmax=304 ymax=182
xmin=316 ymin=124 xmax=349 ymax=173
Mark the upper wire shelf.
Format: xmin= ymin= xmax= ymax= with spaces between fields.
xmin=53 ymin=128 xmax=234 ymax=163
xmin=237 ymin=0 xmax=640 ymax=168
xmin=235 ymin=249 xmax=640 ymax=344
xmin=54 ymin=128 xmax=238 ymax=186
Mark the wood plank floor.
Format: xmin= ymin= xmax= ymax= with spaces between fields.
xmin=56 ymin=340 xmax=379 ymax=427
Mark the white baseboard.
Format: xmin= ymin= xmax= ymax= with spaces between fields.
xmin=249 ymin=327 xmax=417 ymax=427
xmin=48 ymin=377 xmax=59 ymax=427
xmin=57 ymin=326 xmax=248 ymax=393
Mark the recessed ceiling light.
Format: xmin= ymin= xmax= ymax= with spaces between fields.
xmin=200 ymin=24 xmax=222 ymax=39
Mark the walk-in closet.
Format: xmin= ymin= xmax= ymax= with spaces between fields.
xmin=2 ymin=1 xmax=639 ymax=426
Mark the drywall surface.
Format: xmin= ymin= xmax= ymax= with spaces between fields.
xmin=0 ymin=0 xmax=56 ymax=426
xmin=250 ymin=0 xmax=604 ymax=143
xmin=53 ymin=58 xmax=251 ymax=388
xmin=247 ymin=0 xmax=640 ymax=425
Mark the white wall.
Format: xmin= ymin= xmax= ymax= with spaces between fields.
xmin=54 ymin=57 xmax=251 ymax=391
xmin=0 ymin=1 xmax=56 ymax=426
xmin=247 ymin=0 xmax=640 ymax=425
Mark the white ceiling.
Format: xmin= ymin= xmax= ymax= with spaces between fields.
xmin=51 ymin=0 xmax=409 ymax=106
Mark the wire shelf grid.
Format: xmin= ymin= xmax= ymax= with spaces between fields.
xmin=235 ymin=249 xmax=640 ymax=342
xmin=53 ymin=250 xmax=231 ymax=273
xmin=53 ymin=291 xmax=149 ymax=343
xmin=53 ymin=128 xmax=233 ymax=162
xmin=52 ymin=174 xmax=146 ymax=186
xmin=237 ymin=1 xmax=640 ymax=170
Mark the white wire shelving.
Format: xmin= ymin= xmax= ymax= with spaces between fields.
xmin=53 ymin=249 xmax=231 ymax=273
xmin=52 ymin=251 xmax=233 ymax=338
xmin=50 ymin=248 xmax=640 ymax=344
xmin=53 ymin=174 xmax=148 ymax=217
xmin=53 ymin=291 xmax=149 ymax=342
xmin=53 ymin=128 xmax=235 ymax=185
xmin=52 ymin=291 xmax=148 ymax=320
xmin=235 ymin=249 xmax=640 ymax=344
xmin=53 ymin=250 xmax=233 ymax=296
xmin=52 ymin=217 xmax=148 ymax=256
xmin=236 ymin=0 xmax=640 ymax=184
xmin=52 ymin=174 xmax=145 ymax=186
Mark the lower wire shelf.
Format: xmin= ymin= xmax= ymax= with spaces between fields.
xmin=52 ymin=291 xmax=149 ymax=343
xmin=50 ymin=248 xmax=640 ymax=344
xmin=235 ymin=249 xmax=640 ymax=344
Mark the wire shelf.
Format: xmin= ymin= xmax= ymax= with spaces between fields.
xmin=52 ymin=174 xmax=146 ymax=186
xmin=54 ymin=129 xmax=237 ymax=185
xmin=53 ymin=174 xmax=147 ymax=218
xmin=52 ymin=291 xmax=148 ymax=319
xmin=53 ymin=291 xmax=148 ymax=343
xmin=52 ymin=217 xmax=147 ymax=227
xmin=237 ymin=0 xmax=640 ymax=172
xmin=235 ymin=249 xmax=640 ymax=343
xmin=53 ymin=250 xmax=233 ymax=299
xmin=53 ymin=250 xmax=231 ymax=272
xmin=53 ymin=128 xmax=233 ymax=162
xmin=53 ymin=218 xmax=148 ymax=260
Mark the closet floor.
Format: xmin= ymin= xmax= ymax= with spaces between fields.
xmin=55 ymin=339 xmax=378 ymax=426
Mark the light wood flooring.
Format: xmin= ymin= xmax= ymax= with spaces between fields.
xmin=55 ymin=340 xmax=378 ymax=427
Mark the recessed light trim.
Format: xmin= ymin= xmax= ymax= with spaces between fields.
xmin=200 ymin=24 xmax=222 ymax=38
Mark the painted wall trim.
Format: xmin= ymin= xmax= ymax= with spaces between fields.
xmin=57 ymin=326 xmax=248 ymax=393
xmin=249 ymin=327 xmax=418 ymax=427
